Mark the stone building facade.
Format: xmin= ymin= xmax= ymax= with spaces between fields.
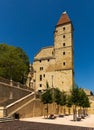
xmin=30 ymin=12 xmax=74 ymax=93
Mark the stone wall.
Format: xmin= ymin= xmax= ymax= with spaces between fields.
xmin=0 ymin=82 xmax=31 ymax=102
xmin=0 ymin=76 xmax=27 ymax=89
xmin=17 ymin=99 xmax=43 ymax=118
xmin=16 ymin=100 xmax=94 ymax=118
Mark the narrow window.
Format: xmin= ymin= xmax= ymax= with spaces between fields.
xmin=43 ymin=74 xmax=45 ymax=77
xmin=63 ymin=27 xmax=65 ymax=30
xmin=48 ymin=59 xmax=50 ymax=62
xmin=40 ymin=67 xmax=43 ymax=71
xmin=52 ymin=51 xmax=54 ymax=55
xmin=63 ymin=35 xmax=65 ymax=38
xmin=63 ymin=52 xmax=65 ymax=55
xmin=63 ymin=43 xmax=66 ymax=46
xmin=40 ymin=84 xmax=42 ymax=87
xmin=33 ymin=79 xmax=36 ymax=82
xmin=40 ymin=75 xmax=42 ymax=81
xmin=63 ymin=62 xmax=66 ymax=66
xmin=38 ymin=90 xmax=42 ymax=92
xmin=40 ymin=60 xmax=41 ymax=63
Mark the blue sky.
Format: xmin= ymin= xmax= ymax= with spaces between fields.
xmin=0 ymin=0 xmax=94 ymax=92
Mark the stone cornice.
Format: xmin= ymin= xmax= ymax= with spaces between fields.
xmin=34 ymin=56 xmax=55 ymax=62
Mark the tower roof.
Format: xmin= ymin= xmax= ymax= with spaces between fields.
xmin=57 ymin=11 xmax=71 ymax=26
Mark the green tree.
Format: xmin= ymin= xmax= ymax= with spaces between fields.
xmin=78 ymin=88 xmax=90 ymax=116
xmin=70 ymin=83 xmax=90 ymax=120
xmin=0 ymin=43 xmax=29 ymax=83
xmin=79 ymin=88 xmax=90 ymax=108
xmin=71 ymin=84 xmax=79 ymax=121
xmin=41 ymin=89 xmax=53 ymax=118
xmin=54 ymin=88 xmax=62 ymax=114
xmin=60 ymin=91 xmax=67 ymax=115
xmin=66 ymin=95 xmax=72 ymax=115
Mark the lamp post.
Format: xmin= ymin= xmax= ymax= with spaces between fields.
xmin=52 ymin=75 xmax=55 ymax=114
xmin=52 ymin=75 xmax=54 ymax=101
xmin=10 ymin=65 xmax=13 ymax=86
xmin=9 ymin=65 xmax=13 ymax=99
xmin=30 ymin=80 xmax=33 ymax=90
xmin=52 ymin=75 xmax=53 ymax=88
xmin=34 ymin=71 xmax=36 ymax=99
xmin=33 ymin=71 xmax=36 ymax=117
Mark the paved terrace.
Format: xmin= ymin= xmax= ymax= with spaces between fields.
xmin=0 ymin=115 xmax=94 ymax=130
xmin=21 ymin=114 xmax=94 ymax=128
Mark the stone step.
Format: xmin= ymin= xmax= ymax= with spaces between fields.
xmin=0 ymin=117 xmax=14 ymax=122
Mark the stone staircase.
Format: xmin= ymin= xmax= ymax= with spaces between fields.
xmin=4 ymin=92 xmax=35 ymax=117
xmin=0 ymin=78 xmax=36 ymax=118
xmin=0 ymin=117 xmax=14 ymax=122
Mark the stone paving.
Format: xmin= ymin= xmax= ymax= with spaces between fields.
xmin=0 ymin=120 xmax=94 ymax=130
xmin=21 ymin=114 xmax=94 ymax=128
xmin=0 ymin=115 xmax=94 ymax=130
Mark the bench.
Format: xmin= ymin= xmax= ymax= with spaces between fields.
xmin=48 ymin=114 xmax=56 ymax=119
xmin=77 ymin=117 xmax=81 ymax=121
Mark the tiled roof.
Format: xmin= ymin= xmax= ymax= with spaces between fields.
xmin=57 ymin=11 xmax=70 ymax=26
xmin=34 ymin=46 xmax=54 ymax=60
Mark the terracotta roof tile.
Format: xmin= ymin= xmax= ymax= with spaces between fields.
xmin=57 ymin=11 xmax=70 ymax=26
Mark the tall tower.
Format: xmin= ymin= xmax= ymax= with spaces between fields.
xmin=54 ymin=11 xmax=74 ymax=92
xmin=32 ymin=11 xmax=74 ymax=93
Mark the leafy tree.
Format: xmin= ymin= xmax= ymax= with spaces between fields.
xmin=41 ymin=89 xmax=53 ymax=118
xmin=79 ymin=88 xmax=90 ymax=108
xmin=66 ymin=95 xmax=72 ymax=115
xmin=0 ymin=43 xmax=29 ymax=83
xmin=70 ymin=83 xmax=90 ymax=120
xmin=60 ymin=91 xmax=67 ymax=115
xmin=71 ymin=84 xmax=79 ymax=121
xmin=78 ymin=88 xmax=90 ymax=116
xmin=54 ymin=88 xmax=62 ymax=114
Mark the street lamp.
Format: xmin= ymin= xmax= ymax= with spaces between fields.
xmin=52 ymin=75 xmax=55 ymax=114
xmin=52 ymin=75 xmax=53 ymax=88
xmin=30 ymin=80 xmax=33 ymax=90
xmin=52 ymin=75 xmax=54 ymax=99
xmin=9 ymin=65 xmax=13 ymax=85
xmin=34 ymin=71 xmax=36 ymax=91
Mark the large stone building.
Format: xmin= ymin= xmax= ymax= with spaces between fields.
xmin=29 ymin=12 xmax=74 ymax=93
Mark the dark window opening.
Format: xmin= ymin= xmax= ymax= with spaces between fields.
xmin=63 ymin=52 xmax=65 ymax=55
xmin=40 ymin=84 xmax=42 ymax=87
xmin=63 ymin=35 xmax=65 ymax=38
xmin=63 ymin=27 xmax=65 ymax=30
xmin=40 ymin=75 xmax=42 ymax=81
xmin=38 ymin=90 xmax=42 ymax=93
xmin=40 ymin=67 xmax=43 ymax=71
xmin=63 ymin=62 xmax=66 ymax=66
xmin=33 ymin=79 xmax=36 ymax=82
xmin=52 ymin=51 xmax=54 ymax=55
xmin=63 ymin=43 xmax=66 ymax=46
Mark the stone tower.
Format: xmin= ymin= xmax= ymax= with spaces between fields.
xmin=31 ymin=12 xmax=74 ymax=93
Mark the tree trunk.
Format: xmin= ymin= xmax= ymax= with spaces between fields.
xmin=73 ymin=105 xmax=77 ymax=121
xmin=68 ymin=108 xmax=71 ymax=115
xmin=63 ymin=106 xmax=66 ymax=115
xmin=47 ymin=103 xmax=48 ymax=118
